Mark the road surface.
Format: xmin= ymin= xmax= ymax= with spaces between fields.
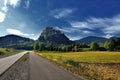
xmin=29 ymin=52 xmax=83 ymax=80
xmin=0 ymin=51 xmax=27 ymax=76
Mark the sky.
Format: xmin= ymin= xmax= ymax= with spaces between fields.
xmin=0 ymin=0 xmax=120 ymax=40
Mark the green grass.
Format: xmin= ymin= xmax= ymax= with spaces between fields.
xmin=20 ymin=53 xmax=29 ymax=61
xmin=0 ymin=48 xmax=22 ymax=56
xmin=36 ymin=51 xmax=120 ymax=80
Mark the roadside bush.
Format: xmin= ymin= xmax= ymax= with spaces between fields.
xmin=65 ymin=59 xmax=79 ymax=67
xmin=0 ymin=50 xmax=5 ymax=55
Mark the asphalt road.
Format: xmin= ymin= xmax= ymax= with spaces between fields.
xmin=0 ymin=51 xmax=27 ymax=76
xmin=29 ymin=52 xmax=83 ymax=80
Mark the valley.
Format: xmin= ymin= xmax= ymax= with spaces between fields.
xmin=0 ymin=27 xmax=120 ymax=80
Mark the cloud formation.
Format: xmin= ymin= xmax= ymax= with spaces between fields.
xmin=9 ymin=0 xmax=21 ymax=8
xmin=0 ymin=0 xmax=30 ymax=22
xmin=55 ymin=26 xmax=81 ymax=33
xmin=7 ymin=28 xmax=29 ymax=36
xmin=69 ymin=21 xmax=91 ymax=29
xmin=50 ymin=8 xmax=75 ymax=19
xmin=68 ymin=14 xmax=120 ymax=38
xmin=24 ymin=0 xmax=30 ymax=9
xmin=0 ymin=0 xmax=20 ymax=22
xmin=0 ymin=12 xmax=6 ymax=22
xmin=6 ymin=28 xmax=34 ymax=37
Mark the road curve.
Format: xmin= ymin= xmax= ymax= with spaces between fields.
xmin=29 ymin=52 xmax=83 ymax=80
xmin=0 ymin=51 xmax=28 ymax=76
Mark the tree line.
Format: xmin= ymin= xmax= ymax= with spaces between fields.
xmin=34 ymin=38 xmax=120 ymax=52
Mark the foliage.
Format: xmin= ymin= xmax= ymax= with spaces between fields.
xmin=33 ymin=41 xmax=39 ymax=50
xmin=34 ymin=37 xmax=120 ymax=52
xmin=39 ymin=43 xmax=45 ymax=51
xmin=20 ymin=53 xmax=29 ymax=61
xmin=90 ymin=42 xmax=100 ymax=51
xmin=0 ymin=48 xmax=20 ymax=56
xmin=72 ymin=45 xmax=79 ymax=52
xmin=115 ymin=38 xmax=120 ymax=51
xmin=104 ymin=39 xmax=116 ymax=51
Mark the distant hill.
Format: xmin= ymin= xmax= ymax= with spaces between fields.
xmin=110 ymin=37 xmax=120 ymax=40
xmin=75 ymin=36 xmax=107 ymax=44
xmin=38 ymin=27 xmax=72 ymax=44
xmin=0 ymin=34 xmax=34 ymax=50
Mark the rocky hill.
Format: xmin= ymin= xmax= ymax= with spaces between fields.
xmin=38 ymin=27 xmax=72 ymax=44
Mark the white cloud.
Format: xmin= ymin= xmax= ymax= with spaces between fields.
xmin=6 ymin=28 xmax=35 ymax=38
xmin=104 ymin=25 xmax=120 ymax=34
xmin=55 ymin=26 xmax=81 ymax=33
xmin=69 ymin=21 xmax=91 ymax=29
xmin=69 ymin=14 xmax=120 ymax=37
xmin=55 ymin=27 xmax=73 ymax=33
xmin=0 ymin=12 xmax=6 ymax=22
xmin=1 ymin=0 xmax=8 ymax=12
xmin=50 ymin=8 xmax=75 ymax=19
xmin=69 ymin=36 xmax=82 ymax=41
xmin=24 ymin=0 xmax=30 ymax=9
xmin=7 ymin=28 xmax=29 ymax=36
xmin=9 ymin=0 xmax=20 ymax=8
xmin=1 ymin=6 xmax=8 ymax=12
xmin=104 ymin=34 xmax=114 ymax=39
xmin=82 ymin=30 xmax=93 ymax=34
xmin=0 ymin=0 xmax=21 ymax=22
xmin=31 ymin=34 xmax=35 ymax=36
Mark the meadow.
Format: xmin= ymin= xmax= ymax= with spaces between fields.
xmin=0 ymin=48 xmax=21 ymax=56
xmin=36 ymin=51 xmax=120 ymax=80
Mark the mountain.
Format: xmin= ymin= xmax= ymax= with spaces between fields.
xmin=110 ymin=37 xmax=119 ymax=40
xmin=38 ymin=27 xmax=72 ymax=44
xmin=75 ymin=36 xmax=107 ymax=44
xmin=0 ymin=34 xmax=34 ymax=50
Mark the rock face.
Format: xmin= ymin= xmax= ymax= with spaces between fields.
xmin=38 ymin=27 xmax=71 ymax=44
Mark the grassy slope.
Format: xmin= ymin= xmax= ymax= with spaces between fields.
xmin=36 ymin=51 xmax=120 ymax=80
xmin=0 ymin=48 xmax=22 ymax=56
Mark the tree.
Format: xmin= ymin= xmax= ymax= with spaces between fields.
xmin=72 ymin=45 xmax=79 ymax=52
xmin=39 ymin=43 xmax=45 ymax=51
xmin=33 ymin=41 xmax=39 ymax=50
xmin=81 ymin=43 xmax=88 ymax=48
xmin=45 ymin=42 xmax=53 ymax=50
xmin=90 ymin=42 xmax=99 ymax=51
xmin=104 ymin=39 xmax=115 ymax=51
xmin=116 ymin=38 xmax=120 ymax=50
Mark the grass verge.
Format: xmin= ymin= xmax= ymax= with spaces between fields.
xmin=0 ymin=48 xmax=22 ymax=56
xmin=20 ymin=53 xmax=29 ymax=61
xmin=35 ymin=51 xmax=120 ymax=80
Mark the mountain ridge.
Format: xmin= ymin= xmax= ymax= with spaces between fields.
xmin=75 ymin=36 xmax=107 ymax=44
xmin=0 ymin=34 xmax=34 ymax=50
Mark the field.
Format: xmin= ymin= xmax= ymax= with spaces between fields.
xmin=0 ymin=48 xmax=21 ymax=56
xmin=36 ymin=51 xmax=120 ymax=80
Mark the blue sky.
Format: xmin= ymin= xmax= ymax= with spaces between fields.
xmin=0 ymin=0 xmax=120 ymax=40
